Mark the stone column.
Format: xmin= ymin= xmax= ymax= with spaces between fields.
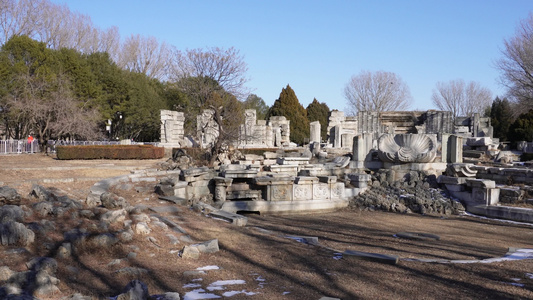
xmin=214 ymin=177 xmax=232 ymax=203
xmin=334 ymin=125 xmax=342 ymax=148
xmin=310 ymin=121 xmax=321 ymax=143
xmin=449 ymin=135 xmax=463 ymax=163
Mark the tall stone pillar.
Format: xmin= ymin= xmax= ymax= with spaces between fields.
xmin=449 ymin=135 xmax=463 ymax=163
xmin=310 ymin=121 xmax=321 ymax=143
xmin=334 ymin=125 xmax=342 ymax=148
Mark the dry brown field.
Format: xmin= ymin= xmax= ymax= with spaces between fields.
xmin=1 ymin=154 xmax=533 ymax=299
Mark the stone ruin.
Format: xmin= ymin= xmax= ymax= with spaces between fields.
xmin=160 ymin=110 xmax=185 ymax=147
xmin=160 ymin=108 xmax=291 ymax=149
xmin=156 ymin=107 xmax=533 ymax=223
xmin=326 ymin=110 xmax=493 ymax=150
xmin=239 ymin=109 xmax=291 ymax=148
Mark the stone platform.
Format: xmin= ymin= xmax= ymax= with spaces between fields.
xmin=220 ymin=198 xmax=349 ymax=215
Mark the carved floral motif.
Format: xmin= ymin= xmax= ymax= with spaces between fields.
xmin=294 ymin=185 xmax=312 ymax=200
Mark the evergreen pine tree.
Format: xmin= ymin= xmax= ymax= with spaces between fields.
xmin=509 ymin=109 xmax=533 ymax=144
xmin=490 ymin=97 xmax=513 ymax=141
xmin=268 ymin=85 xmax=310 ymax=145
xmin=306 ymin=98 xmax=330 ymax=142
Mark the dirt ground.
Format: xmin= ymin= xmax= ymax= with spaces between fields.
xmin=1 ymin=154 xmax=533 ymax=299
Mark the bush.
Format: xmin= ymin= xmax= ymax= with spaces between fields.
xmin=56 ymin=145 xmax=164 ymax=160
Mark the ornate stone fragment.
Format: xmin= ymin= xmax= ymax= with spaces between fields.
xmin=377 ymin=134 xmax=437 ymax=163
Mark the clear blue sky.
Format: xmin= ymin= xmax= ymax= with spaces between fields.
xmin=52 ymin=0 xmax=533 ymax=112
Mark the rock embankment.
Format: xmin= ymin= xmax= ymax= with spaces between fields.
xmin=349 ymin=170 xmax=465 ymax=215
xmin=0 ymin=181 xmax=222 ymax=299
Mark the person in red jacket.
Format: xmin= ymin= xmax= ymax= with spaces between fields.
xmin=27 ymin=135 xmax=34 ymax=153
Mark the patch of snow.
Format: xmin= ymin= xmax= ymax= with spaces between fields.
xmin=206 ymin=279 xmax=246 ymax=292
xmin=526 ymin=273 xmax=533 ymax=279
xmin=222 ymin=290 xmax=257 ymax=297
xmin=207 ymin=285 xmax=224 ymax=291
xmin=501 ymin=281 xmax=525 ymax=287
xmin=183 ymin=283 xmax=202 ymax=289
xmin=209 ymin=279 xmax=246 ymax=287
xmin=183 ymin=289 xmax=221 ymax=300
xmin=283 ymin=291 xmax=291 ymax=295
xmin=197 ymin=265 xmax=220 ymax=271
xmin=192 ymin=278 xmax=204 ymax=282
xmin=333 ymin=253 xmax=343 ymax=260
xmin=255 ymin=276 xmax=265 ymax=282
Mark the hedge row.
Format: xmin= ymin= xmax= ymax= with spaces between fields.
xmin=56 ymin=145 xmax=165 ymax=160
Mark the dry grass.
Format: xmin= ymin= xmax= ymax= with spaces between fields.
xmin=1 ymin=154 xmax=533 ymax=299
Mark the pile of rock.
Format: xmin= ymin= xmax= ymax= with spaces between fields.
xmin=349 ymin=170 xmax=465 ymax=215
xmin=0 ymin=183 xmax=222 ymax=299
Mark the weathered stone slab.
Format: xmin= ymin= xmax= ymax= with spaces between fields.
xmin=223 ymin=169 xmax=258 ymax=179
xmin=343 ymin=249 xmax=399 ymax=265
xmin=277 ymin=157 xmax=310 ymax=165
xmin=465 ymin=179 xmax=496 ymax=189
xmin=208 ymin=210 xmax=248 ymax=226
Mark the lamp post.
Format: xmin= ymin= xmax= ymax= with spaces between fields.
xmin=115 ymin=111 xmax=122 ymax=140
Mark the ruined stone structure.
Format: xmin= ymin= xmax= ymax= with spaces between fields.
xmin=327 ymin=110 xmax=358 ymax=149
xmin=197 ymin=109 xmax=219 ymax=148
xmin=160 ymin=110 xmax=185 ymax=147
xmin=238 ymin=110 xmax=290 ymax=148
xmin=328 ymin=110 xmax=493 ymax=149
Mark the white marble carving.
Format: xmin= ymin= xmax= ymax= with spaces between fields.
xmin=377 ymin=134 xmax=437 ymax=163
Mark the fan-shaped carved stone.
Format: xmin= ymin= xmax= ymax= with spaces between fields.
xmin=377 ymin=134 xmax=437 ymax=163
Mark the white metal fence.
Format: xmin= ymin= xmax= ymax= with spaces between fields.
xmin=0 ymin=140 xmax=39 ymax=154
xmin=0 ymin=140 xmax=123 ymax=154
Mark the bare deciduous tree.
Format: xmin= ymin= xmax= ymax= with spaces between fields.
xmin=98 ymin=26 xmax=120 ymax=60
xmin=344 ymin=70 xmax=412 ymax=115
xmin=35 ymin=1 xmax=71 ymax=49
xmin=117 ymin=34 xmax=171 ymax=80
xmin=496 ymin=13 xmax=533 ymax=111
xmin=0 ymin=0 xmax=43 ymax=45
xmin=6 ymin=72 xmax=101 ymax=151
xmin=171 ymin=47 xmax=249 ymax=99
xmin=431 ymin=79 xmax=492 ymax=120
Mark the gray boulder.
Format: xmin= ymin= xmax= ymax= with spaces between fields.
xmin=179 ymin=239 xmax=219 ymax=259
xmin=0 ymin=186 xmax=21 ymax=205
xmin=0 ymin=205 xmax=25 ymax=222
xmin=0 ymin=221 xmax=35 ymax=246
xmin=101 ymin=192 xmax=129 ymax=209
xmin=115 ymin=280 xmax=149 ymax=300
xmin=29 ymin=185 xmax=53 ymax=201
